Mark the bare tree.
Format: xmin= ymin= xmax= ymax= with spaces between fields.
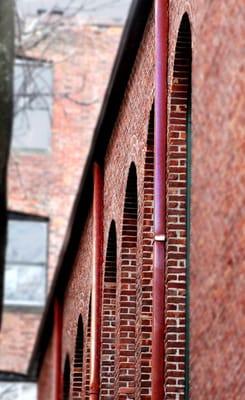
xmin=13 ymin=0 xmax=124 ymax=116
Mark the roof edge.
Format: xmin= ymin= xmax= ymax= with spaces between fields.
xmin=0 ymin=371 xmax=36 ymax=383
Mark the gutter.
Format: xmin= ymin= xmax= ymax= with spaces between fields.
xmin=152 ymin=0 xmax=168 ymax=398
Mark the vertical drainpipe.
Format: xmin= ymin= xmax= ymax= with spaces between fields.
xmin=90 ymin=162 xmax=103 ymax=400
xmin=54 ymin=298 xmax=62 ymax=400
xmin=152 ymin=0 xmax=168 ymax=399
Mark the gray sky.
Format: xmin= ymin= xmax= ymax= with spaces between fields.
xmin=16 ymin=0 xmax=132 ymax=24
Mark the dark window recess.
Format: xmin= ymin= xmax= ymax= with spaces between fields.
xmin=85 ymin=300 xmax=91 ymax=399
xmin=12 ymin=58 xmax=53 ymax=151
xmin=37 ymin=9 xmax=46 ymax=15
xmin=117 ymin=163 xmax=138 ymax=396
xmin=63 ymin=355 xmax=71 ymax=400
xmin=101 ymin=221 xmax=117 ymax=397
xmin=72 ymin=315 xmax=84 ymax=397
xmin=4 ymin=215 xmax=48 ymax=306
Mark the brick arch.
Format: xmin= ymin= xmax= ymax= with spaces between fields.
xmin=72 ymin=315 xmax=84 ymax=398
xmin=116 ymin=162 xmax=138 ymax=399
xmin=101 ymin=220 xmax=117 ymax=399
xmin=63 ymin=354 xmax=71 ymax=400
xmin=84 ymin=296 xmax=91 ymax=399
xmin=166 ymin=12 xmax=192 ymax=399
xmin=139 ymin=102 xmax=154 ymax=399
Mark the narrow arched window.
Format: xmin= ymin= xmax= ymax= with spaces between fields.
xmin=101 ymin=221 xmax=117 ymax=399
xmin=166 ymin=13 xmax=192 ymax=399
xmin=85 ymin=297 xmax=91 ymax=399
xmin=63 ymin=355 xmax=71 ymax=400
xmin=140 ymin=102 xmax=154 ymax=397
xmin=117 ymin=163 xmax=138 ymax=398
xmin=72 ymin=315 xmax=84 ymax=398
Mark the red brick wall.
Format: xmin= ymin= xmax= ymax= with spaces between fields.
xmin=101 ymin=118 xmax=154 ymax=400
xmin=0 ymin=311 xmax=40 ymax=371
xmin=104 ymin=13 xmax=154 ymax=399
xmin=168 ymin=1 xmax=245 ymax=398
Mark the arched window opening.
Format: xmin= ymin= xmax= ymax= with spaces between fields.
xmin=72 ymin=315 xmax=84 ymax=398
xmin=101 ymin=221 xmax=117 ymax=399
xmin=63 ymin=355 xmax=71 ymax=400
xmin=85 ymin=297 xmax=91 ymax=399
xmin=140 ymin=102 xmax=154 ymax=398
xmin=118 ymin=163 xmax=138 ymax=397
xmin=166 ymin=13 xmax=192 ymax=399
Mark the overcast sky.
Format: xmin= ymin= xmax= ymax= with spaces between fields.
xmin=16 ymin=0 xmax=132 ymax=24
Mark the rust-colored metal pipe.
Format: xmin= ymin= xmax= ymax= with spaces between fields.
xmin=54 ymin=299 xmax=63 ymax=400
xmin=152 ymin=0 xmax=169 ymax=398
xmin=90 ymin=162 xmax=103 ymax=400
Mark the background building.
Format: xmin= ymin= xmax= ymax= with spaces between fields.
xmin=0 ymin=1 xmax=132 ymax=397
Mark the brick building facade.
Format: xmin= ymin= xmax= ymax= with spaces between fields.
xmin=0 ymin=18 xmax=122 ymax=374
xmin=28 ymin=0 xmax=244 ymax=399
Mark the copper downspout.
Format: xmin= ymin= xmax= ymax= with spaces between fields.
xmin=90 ymin=163 xmax=103 ymax=400
xmin=54 ymin=299 xmax=62 ymax=400
xmin=152 ymin=0 xmax=168 ymax=399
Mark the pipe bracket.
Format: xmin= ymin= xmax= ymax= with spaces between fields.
xmin=154 ymin=234 xmax=166 ymax=242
